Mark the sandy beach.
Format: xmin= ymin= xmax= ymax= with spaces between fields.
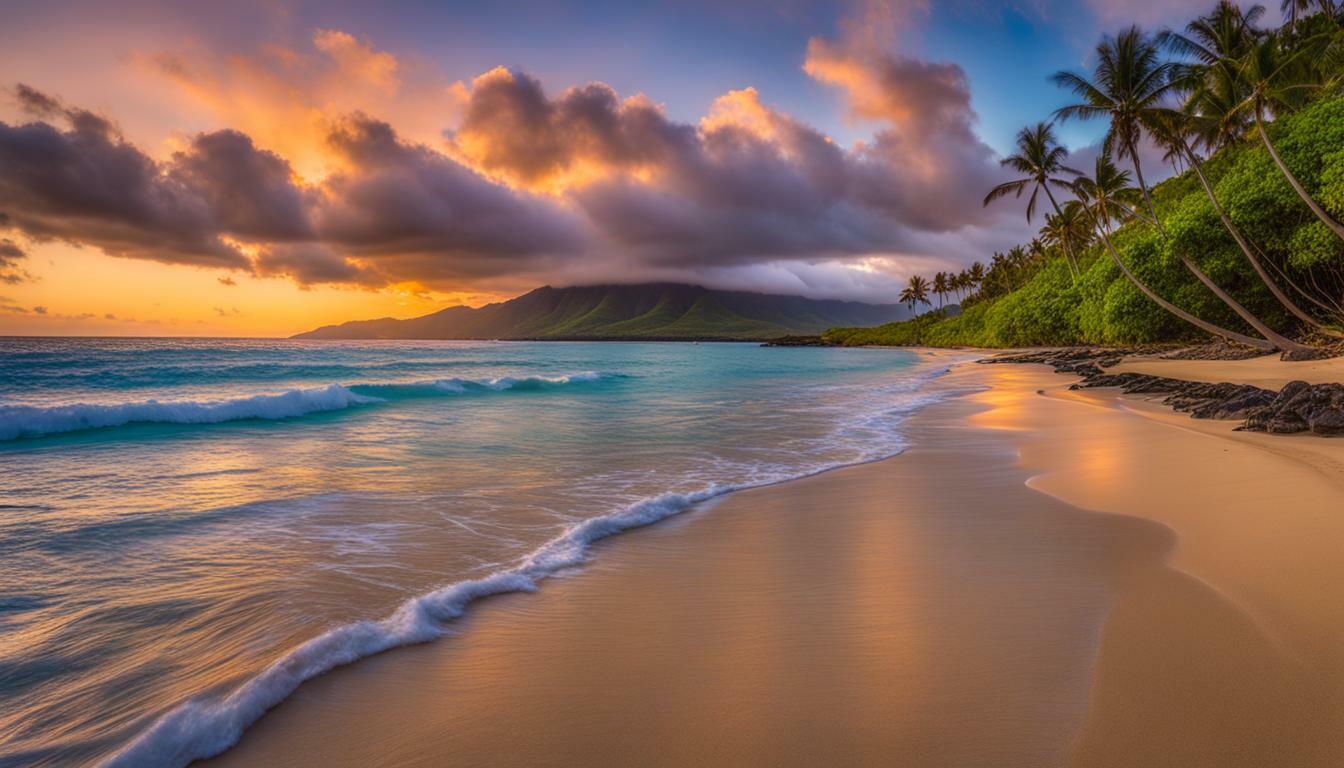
xmin=203 ymin=356 xmax=1344 ymax=768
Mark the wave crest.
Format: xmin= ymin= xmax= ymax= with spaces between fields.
xmin=0 ymin=372 xmax=613 ymax=441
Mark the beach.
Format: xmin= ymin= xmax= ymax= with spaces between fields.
xmin=196 ymin=356 xmax=1344 ymax=767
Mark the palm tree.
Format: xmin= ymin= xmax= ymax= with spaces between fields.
xmin=1282 ymin=0 xmax=1338 ymax=31
xmin=983 ymin=122 xmax=1082 ymax=277
xmin=1052 ymin=26 xmax=1178 ymax=228
xmin=1073 ymin=156 xmax=1281 ymax=350
xmin=1150 ymin=107 xmax=1344 ymax=336
xmin=1041 ymin=201 xmax=1093 ymax=260
xmin=899 ymin=275 xmax=932 ymax=313
xmin=1161 ymin=1 xmax=1264 ymax=149
xmin=933 ymin=272 xmax=950 ymax=308
xmin=967 ymin=261 xmax=986 ymax=294
xmin=1234 ymin=32 xmax=1344 ymax=241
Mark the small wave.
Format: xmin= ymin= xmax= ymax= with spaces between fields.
xmin=98 ymin=381 xmax=960 ymax=768
xmin=0 ymin=373 xmax=614 ymax=441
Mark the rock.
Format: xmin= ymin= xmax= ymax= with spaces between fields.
xmin=1311 ymin=408 xmax=1344 ymax=436
xmin=1281 ymin=346 xmax=1332 ymax=362
xmin=988 ymin=348 xmax=1344 ymax=438
xmin=761 ymin=335 xmax=834 ymax=347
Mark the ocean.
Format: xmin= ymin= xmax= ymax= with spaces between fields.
xmin=0 ymin=338 xmax=967 ymax=767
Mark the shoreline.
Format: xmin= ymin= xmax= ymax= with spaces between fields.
xmin=201 ymin=355 xmax=1344 ymax=767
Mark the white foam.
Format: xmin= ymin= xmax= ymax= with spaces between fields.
xmin=0 ymin=372 xmax=612 ymax=441
xmin=98 ymin=360 xmax=969 ymax=768
xmin=98 ymin=387 xmax=961 ymax=768
xmin=0 ymin=385 xmax=381 ymax=441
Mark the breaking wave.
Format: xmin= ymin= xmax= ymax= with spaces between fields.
xmin=0 ymin=372 xmax=615 ymax=441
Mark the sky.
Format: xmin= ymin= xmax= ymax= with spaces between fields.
xmin=0 ymin=0 xmax=1251 ymax=336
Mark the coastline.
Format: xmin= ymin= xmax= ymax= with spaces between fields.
xmin=181 ymin=357 xmax=1344 ymax=763
xmin=200 ymin=356 xmax=1344 ymax=767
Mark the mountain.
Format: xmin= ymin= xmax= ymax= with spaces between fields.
xmin=293 ymin=283 xmax=911 ymax=341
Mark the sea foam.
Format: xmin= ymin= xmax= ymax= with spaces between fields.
xmin=98 ymin=380 xmax=960 ymax=768
xmin=0 ymin=373 xmax=611 ymax=441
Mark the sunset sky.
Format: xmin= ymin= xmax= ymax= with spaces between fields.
xmin=0 ymin=0 xmax=1222 ymax=336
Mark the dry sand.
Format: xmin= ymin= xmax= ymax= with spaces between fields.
xmin=1109 ymin=352 xmax=1344 ymax=389
xmin=205 ymin=357 xmax=1344 ymax=768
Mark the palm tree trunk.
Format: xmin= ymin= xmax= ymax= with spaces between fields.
xmin=1186 ymin=147 xmax=1344 ymax=338
xmin=1084 ymin=207 xmax=1274 ymax=350
xmin=1041 ymin=185 xmax=1080 ymax=278
xmin=1128 ymin=138 xmax=1165 ymax=235
xmin=1257 ymin=110 xmax=1344 ymax=241
xmin=1174 ymin=252 xmax=1315 ymax=353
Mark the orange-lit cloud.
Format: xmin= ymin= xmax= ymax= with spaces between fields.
xmin=1 ymin=0 xmax=1040 ymax=334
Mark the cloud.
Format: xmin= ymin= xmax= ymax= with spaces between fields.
xmin=0 ymin=238 xmax=30 ymax=283
xmin=312 ymin=113 xmax=586 ymax=282
xmin=4 ymin=12 xmax=1030 ymax=300
xmin=167 ymin=129 xmax=314 ymax=241
xmin=802 ymin=29 xmax=1008 ymax=233
xmin=0 ymin=95 xmax=249 ymax=268
xmin=254 ymin=242 xmax=371 ymax=285
xmin=312 ymin=29 xmax=399 ymax=93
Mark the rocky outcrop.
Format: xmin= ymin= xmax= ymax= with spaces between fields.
xmin=1242 ymin=381 xmax=1344 ymax=436
xmin=761 ymin=335 xmax=835 ymax=347
xmin=984 ymin=348 xmax=1344 ymax=437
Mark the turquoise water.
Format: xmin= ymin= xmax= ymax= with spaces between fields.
xmin=0 ymin=338 xmax=966 ymax=767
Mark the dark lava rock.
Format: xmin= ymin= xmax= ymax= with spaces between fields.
xmin=987 ymin=348 xmax=1344 ymax=437
xmin=761 ymin=335 xmax=835 ymax=347
xmin=1242 ymin=380 xmax=1344 ymax=436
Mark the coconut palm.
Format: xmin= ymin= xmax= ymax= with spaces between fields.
xmin=899 ymin=275 xmax=932 ymax=313
xmin=1041 ymin=201 xmax=1093 ymax=260
xmin=1073 ymin=156 xmax=1282 ymax=350
xmin=1161 ymin=1 xmax=1264 ymax=148
xmin=967 ymin=262 xmax=986 ymax=292
xmin=1282 ymin=0 xmax=1338 ymax=30
xmin=933 ymin=272 xmax=950 ymax=308
xmin=1150 ymin=107 xmax=1344 ymax=335
xmin=1234 ymin=31 xmax=1344 ymax=241
xmin=983 ymin=122 xmax=1082 ymax=277
xmin=1052 ymin=26 xmax=1178 ymax=227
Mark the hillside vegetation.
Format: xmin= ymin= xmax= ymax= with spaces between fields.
xmin=296 ymin=283 xmax=910 ymax=340
xmin=829 ymin=5 xmax=1344 ymax=353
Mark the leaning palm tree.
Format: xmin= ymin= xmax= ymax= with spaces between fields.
xmin=899 ymin=275 xmax=932 ymax=314
xmin=1073 ymin=156 xmax=1281 ymax=350
xmin=1150 ymin=107 xmax=1344 ymax=336
xmin=1234 ymin=32 xmax=1344 ymax=241
xmin=1052 ymin=26 xmax=1177 ymax=227
xmin=983 ymin=122 xmax=1082 ymax=277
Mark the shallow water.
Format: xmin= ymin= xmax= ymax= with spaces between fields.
xmin=0 ymin=338 xmax=967 ymax=767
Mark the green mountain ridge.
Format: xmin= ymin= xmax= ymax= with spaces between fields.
xmin=293 ymin=283 xmax=910 ymax=340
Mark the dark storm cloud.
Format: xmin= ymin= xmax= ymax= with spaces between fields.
xmin=312 ymin=113 xmax=586 ymax=280
xmin=0 ymin=87 xmax=249 ymax=268
xmin=254 ymin=242 xmax=372 ymax=285
xmin=451 ymin=67 xmax=1010 ymax=267
xmin=167 ymin=129 xmax=314 ymax=240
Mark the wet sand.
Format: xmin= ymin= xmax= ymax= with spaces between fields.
xmin=206 ymin=359 xmax=1344 ymax=768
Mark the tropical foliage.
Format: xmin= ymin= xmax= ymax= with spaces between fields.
xmin=836 ymin=1 xmax=1344 ymax=351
